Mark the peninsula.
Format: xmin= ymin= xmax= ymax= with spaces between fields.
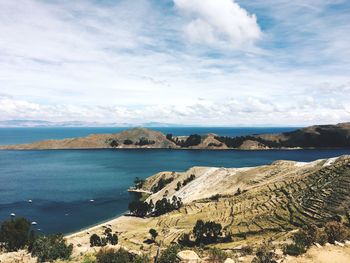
xmin=1 ymin=122 xmax=350 ymax=150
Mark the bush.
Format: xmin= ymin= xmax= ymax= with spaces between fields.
xmin=240 ymin=245 xmax=253 ymax=256
xmin=31 ymin=234 xmax=73 ymax=263
xmin=151 ymin=177 xmax=174 ymax=193
xmin=96 ymin=248 xmax=133 ymax=263
xmin=90 ymin=230 xmax=118 ymax=247
xmin=109 ymin=139 xmax=119 ymax=147
xmin=158 ymin=244 xmax=180 ymax=263
xmin=208 ymin=247 xmax=227 ymax=263
xmin=283 ymin=243 xmax=306 ymax=256
xmin=252 ymin=243 xmax=278 ymax=263
xmin=134 ymin=254 xmax=151 ymax=263
xmin=90 ymin=234 xmax=103 ymax=247
xmin=82 ymin=254 xmax=97 ymax=263
xmin=123 ymin=139 xmax=133 ymax=145
xmin=193 ymin=220 xmax=222 ymax=245
xmin=0 ymin=217 xmax=31 ymax=252
xmin=325 ymin=221 xmax=349 ymax=244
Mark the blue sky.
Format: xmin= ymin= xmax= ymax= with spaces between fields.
xmin=0 ymin=0 xmax=349 ymax=125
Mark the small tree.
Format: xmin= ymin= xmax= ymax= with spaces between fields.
xmin=149 ymin=228 xmax=158 ymax=242
xmin=31 ymin=234 xmax=73 ymax=263
xmin=158 ymin=244 xmax=180 ymax=263
xmin=0 ymin=217 xmax=31 ymax=252
xmin=90 ymin=234 xmax=102 ymax=247
xmin=123 ymin=139 xmax=133 ymax=145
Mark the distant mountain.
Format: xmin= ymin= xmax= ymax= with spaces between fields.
xmin=0 ymin=120 xmax=183 ymax=128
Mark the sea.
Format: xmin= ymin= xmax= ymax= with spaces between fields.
xmin=0 ymin=127 xmax=349 ymax=234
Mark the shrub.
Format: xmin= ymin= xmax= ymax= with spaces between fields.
xmin=82 ymin=254 xmax=97 ymax=263
xmin=123 ymin=139 xmax=133 ymax=145
xmin=134 ymin=254 xmax=151 ymax=263
xmin=31 ymin=234 xmax=73 ymax=263
xmin=182 ymin=174 xmax=196 ymax=186
xmin=151 ymin=177 xmax=174 ymax=193
xmin=0 ymin=217 xmax=31 ymax=252
xmin=136 ymin=138 xmax=155 ymax=146
xmin=90 ymin=231 xmax=118 ymax=247
xmin=96 ymin=248 xmax=133 ymax=263
xmin=109 ymin=139 xmax=119 ymax=147
xmin=324 ymin=221 xmax=349 ymax=244
xmin=193 ymin=220 xmax=222 ymax=245
xmin=158 ymin=244 xmax=180 ymax=263
xmin=240 ymin=245 xmax=253 ymax=256
xmin=90 ymin=234 xmax=103 ymax=247
xmin=207 ymin=247 xmax=227 ymax=263
xmin=283 ymin=243 xmax=306 ymax=256
xmin=134 ymin=177 xmax=145 ymax=189
xmin=252 ymin=243 xmax=278 ymax=263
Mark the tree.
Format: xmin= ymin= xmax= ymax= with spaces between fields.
xmin=123 ymin=139 xmax=133 ymax=145
xmin=193 ymin=220 xmax=205 ymax=245
xmin=31 ymin=234 xmax=73 ymax=263
xmin=90 ymin=234 xmax=102 ymax=247
xmin=109 ymin=139 xmax=119 ymax=147
xmin=158 ymin=244 xmax=180 ymax=263
xmin=0 ymin=217 xmax=31 ymax=252
xmin=133 ymin=177 xmax=145 ymax=189
xmin=128 ymin=200 xmax=150 ymax=217
xmin=149 ymin=228 xmax=158 ymax=242
xmin=175 ymin=181 xmax=182 ymax=191
xmin=166 ymin=134 xmax=173 ymax=141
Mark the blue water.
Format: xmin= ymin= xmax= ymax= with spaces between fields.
xmin=0 ymin=127 xmax=349 ymax=234
xmin=0 ymin=127 xmax=298 ymax=145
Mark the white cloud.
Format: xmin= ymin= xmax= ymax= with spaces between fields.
xmin=0 ymin=0 xmax=349 ymax=125
xmin=174 ymin=0 xmax=262 ymax=49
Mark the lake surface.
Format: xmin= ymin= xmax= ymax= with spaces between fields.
xmin=0 ymin=127 xmax=349 ymax=234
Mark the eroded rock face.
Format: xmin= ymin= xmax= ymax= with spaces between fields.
xmin=177 ymin=250 xmax=201 ymax=263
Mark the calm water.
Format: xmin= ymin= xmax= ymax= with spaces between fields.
xmin=0 ymin=127 xmax=349 ymax=234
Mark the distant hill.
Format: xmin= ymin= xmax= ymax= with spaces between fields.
xmin=1 ymin=123 xmax=350 ymax=150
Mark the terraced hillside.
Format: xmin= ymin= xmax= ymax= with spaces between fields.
xmin=67 ymin=155 xmax=350 ymax=255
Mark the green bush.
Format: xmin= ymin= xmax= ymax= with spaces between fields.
xmin=96 ymin=248 xmax=133 ymax=263
xmin=31 ymin=234 xmax=73 ymax=262
xmin=0 ymin=217 xmax=31 ymax=252
xmin=134 ymin=254 xmax=151 ymax=263
xmin=283 ymin=243 xmax=306 ymax=256
xmin=158 ymin=244 xmax=180 ymax=263
xmin=82 ymin=253 xmax=96 ymax=263
xmin=207 ymin=247 xmax=227 ymax=263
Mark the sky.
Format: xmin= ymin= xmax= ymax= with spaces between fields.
xmin=0 ymin=0 xmax=349 ymax=126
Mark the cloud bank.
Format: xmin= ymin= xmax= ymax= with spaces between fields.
xmin=0 ymin=0 xmax=349 ymax=125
